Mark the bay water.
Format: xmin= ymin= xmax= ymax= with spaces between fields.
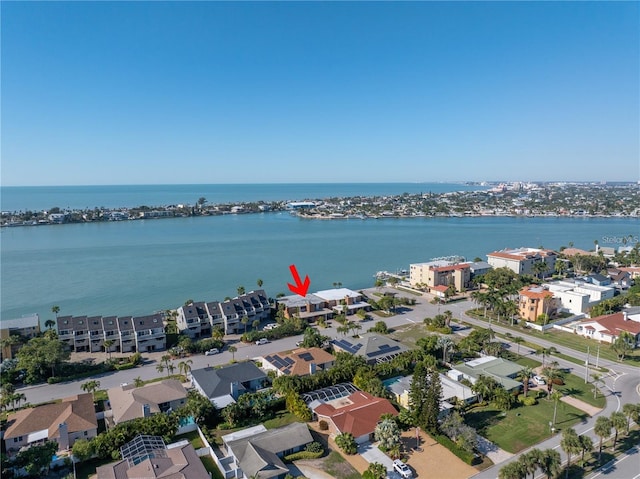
xmin=1 ymin=184 xmax=637 ymax=326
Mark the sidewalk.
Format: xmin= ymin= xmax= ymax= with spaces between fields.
xmin=474 ymin=433 xmax=513 ymax=465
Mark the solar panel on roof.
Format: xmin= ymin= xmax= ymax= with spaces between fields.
xmin=367 ymin=345 xmax=400 ymax=358
xmin=284 ymin=357 xmax=294 ymax=365
xmin=299 ymin=352 xmax=313 ymax=361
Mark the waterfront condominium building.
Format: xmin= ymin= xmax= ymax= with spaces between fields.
xmin=57 ymin=313 xmax=165 ymax=353
xmin=487 ymin=247 xmax=557 ymax=276
xmin=409 ymin=262 xmax=471 ymax=293
xmin=176 ymin=290 xmax=271 ymax=337
xmin=518 ymin=285 xmax=560 ymax=322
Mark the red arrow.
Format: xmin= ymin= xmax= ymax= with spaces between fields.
xmin=287 ymin=264 xmax=310 ymax=297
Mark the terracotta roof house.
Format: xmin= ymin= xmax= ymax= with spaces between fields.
xmin=4 ymin=393 xmax=97 ymax=454
xmin=221 ymin=423 xmax=314 ymax=479
xmin=262 ymin=347 xmax=335 ymax=377
xmin=332 ymin=334 xmax=408 ymax=365
xmin=107 ymin=379 xmax=188 ymax=425
xmin=96 ymin=435 xmax=209 ymax=479
xmin=575 ymin=312 xmax=640 ymax=346
xmin=190 ymin=362 xmax=268 ymax=409
xmin=518 ymin=286 xmax=559 ymax=322
xmin=313 ymin=391 xmax=398 ymax=443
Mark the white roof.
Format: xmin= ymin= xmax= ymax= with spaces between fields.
xmin=465 ymin=355 xmax=498 ymax=367
xmin=314 ymin=288 xmax=360 ymax=301
xmin=27 ymin=429 xmax=48 ymax=443
xmin=1 ymin=314 xmax=39 ymax=331
xmin=222 ymin=425 xmax=267 ymax=443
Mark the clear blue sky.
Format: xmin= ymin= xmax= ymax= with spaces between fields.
xmin=1 ymin=1 xmax=638 ymax=186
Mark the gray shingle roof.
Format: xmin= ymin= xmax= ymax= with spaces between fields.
xmin=190 ymin=362 xmax=266 ymax=399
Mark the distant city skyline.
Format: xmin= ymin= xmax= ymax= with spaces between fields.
xmin=1 ymin=1 xmax=638 ymax=186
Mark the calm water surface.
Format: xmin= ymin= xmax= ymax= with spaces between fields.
xmin=1 ymin=212 xmax=636 ymax=325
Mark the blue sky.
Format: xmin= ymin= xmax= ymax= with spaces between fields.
xmin=1 ymin=1 xmax=638 ymax=186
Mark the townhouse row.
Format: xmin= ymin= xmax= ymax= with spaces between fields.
xmin=176 ymin=290 xmax=271 ymax=337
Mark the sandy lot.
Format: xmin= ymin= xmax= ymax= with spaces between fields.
xmin=401 ymin=431 xmax=478 ymax=479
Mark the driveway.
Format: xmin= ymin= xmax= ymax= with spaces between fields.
xmin=357 ymin=441 xmax=394 ymax=471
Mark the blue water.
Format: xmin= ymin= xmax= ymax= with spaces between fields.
xmin=1 ymin=204 xmax=636 ymax=327
xmin=0 ymin=182 xmax=483 ymax=212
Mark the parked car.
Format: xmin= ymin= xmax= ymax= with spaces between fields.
xmin=256 ymin=338 xmax=269 ymax=345
xmin=205 ymin=348 xmax=220 ymax=356
xmin=533 ymin=375 xmax=546 ymax=385
xmin=393 ymin=459 xmax=413 ymax=478
xmin=262 ymin=323 xmax=278 ymax=331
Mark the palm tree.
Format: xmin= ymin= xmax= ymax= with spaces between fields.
xmin=80 ymin=379 xmax=100 ymax=403
xmin=51 ymin=305 xmax=60 ymax=319
xmin=519 ymin=367 xmax=533 ymax=397
xmin=550 ymin=391 xmax=563 ymax=428
xmin=228 ymin=345 xmax=237 ymax=362
xmin=513 ymin=336 xmax=525 ymax=356
xmin=156 ymin=363 xmax=165 ymax=376
xmin=591 ymin=373 xmax=602 ymax=399
xmin=166 ymin=362 xmax=175 ymax=377
xmin=578 ymin=434 xmax=593 ymax=466
xmin=44 ymin=319 xmax=56 ymax=330
xmin=594 ymin=415 xmax=612 ymax=463
xmin=539 ymin=449 xmax=561 ymax=479
xmin=499 ymin=461 xmax=527 ymax=479
xmin=437 ymin=336 xmax=454 ymax=364
xmin=237 ymin=286 xmax=246 ymax=296
xmin=241 ymin=316 xmax=249 ymax=334
xmin=622 ymin=403 xmax=639 ymax=434
xmin=610 ymin=411 xmax=626 ymax=450
xmin=472 ymin=375 xmax=496 ymax=404
xmin=178 ymin=359 xmax=193 ymax=379
xmin=560 ymin=428 xmax=581 ymax=479
xmin=257 ymin=278 xmax=263 ymax=288
xmin=521 ymin=449 xmax=543 ymax=479
xmin=212 ymin=326 xmax=224 ymax=341
xmin=252 ymin=319 xmax=260 ymax=331
xmin=103 ymin=339 xmax=115 ymax=360
xmin=133 ymin=376 xmax=144 ymax=387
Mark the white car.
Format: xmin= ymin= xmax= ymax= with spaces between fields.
xmin=255 ymin=338 xmax=269 ymax=345
xmin=533 ymin=375 xmax=546 ymax=385
xmin=205 ymin=348 xmax=220 ymax=356
xmin=393 ymin=459 xmax=413 ymax=478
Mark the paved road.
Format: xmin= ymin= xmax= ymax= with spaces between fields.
xmin=16 ymin=288 xmax=640 ymax=478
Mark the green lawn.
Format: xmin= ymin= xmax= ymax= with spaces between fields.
xmin=75 ymin=457 xmax=113 ymax=479
xmin=263 ymin=411 xmax=299 ymax=429
xmin=556 ymin=370 xmax=606 ymax=409
xmin=174 ymin=430 xmax=205 ymax=449
xmin=465 ymin=399 xmax=588 ymax=453
xmin=322 ymin=451 xmax=362 ymax=479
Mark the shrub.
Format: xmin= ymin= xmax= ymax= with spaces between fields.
xmin=433 ymin=434 xmax=477 ymax=465
xmin=284 ymin=450 xmax=323 ymax=462
xmin=335 ymin=432 xmax=357 ymax=455
xmin=318 ymin=420 xmax=329 ymax=431
xmin=305 ymin=441 xmax=323 ymax=454
xmin=518 ymin=395 xmax=537 ymax=406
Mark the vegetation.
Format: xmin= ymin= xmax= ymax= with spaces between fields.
xmin=335 ymin=432 xmax=357 ymax=455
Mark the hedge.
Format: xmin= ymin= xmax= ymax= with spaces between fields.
xmin=284 ymin=450 xmax=324 ymax=462
xmin=114 ymin=363 xmax=136 ymax=371
xmin=433 ymin=434 xmax=477 ymax=465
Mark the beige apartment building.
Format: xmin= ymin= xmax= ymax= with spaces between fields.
xmin=518 ymin=285 xmax=559 ymax=322
xmin=410 ymin=262 xmax=471 ymax=293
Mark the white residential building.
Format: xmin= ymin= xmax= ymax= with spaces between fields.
xmin=545 ymin=280 xmax=615 ymax=314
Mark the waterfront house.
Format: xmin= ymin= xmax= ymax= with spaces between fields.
xmin=261 ymin=347 xmax=335 ymax=377
xmin=96 ymin=435 xmax=209 ymax=479
xmin=276 ymin=293 xmax=333 ymax=322
xmin=575 ymin=311 xmax=640 ymax=346
xmin=487 ymin=247 xmax=557 ymax=276
xmin=107 ymin=379 xmax=188 ymax=425
xmin=331 ymin=333 xmax=409 ymax=365
xmin=312 ymin=391 xmax=398 ymax=444
xmin=4 ymin=393 xmax=97 ymax=454
xmin=313 ymin=288 xmax=371 ymax=316
xmin=518 ymin=285 xmax=559 ymax=322
xmin=0 ymin=314 xmax=40 ymax=360
xmin=221 ymin=423 xmax=314 ymax=479
xmin=190 ymin=362 xmax=268 ymax=409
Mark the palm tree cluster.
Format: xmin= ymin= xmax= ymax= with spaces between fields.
xmin=499 ymin=448 xmax=561 ymax=479
xmin=0 ymin=383 xmax=26 ymax=411
xmin=471 ymin=267 xmax=530 ymax=325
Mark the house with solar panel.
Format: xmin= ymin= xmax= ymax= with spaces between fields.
xmin=261 ymin=347 xmax=335 ymax=377
xmin=331 ymin=333 xmax=408 ymax=364
xmin=96 ymin=435 xmax=210 ymax=479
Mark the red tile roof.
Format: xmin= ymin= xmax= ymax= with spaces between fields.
xmin=314 ymin=391 xmax=398 ymax=438
xmin=519 ymin=286 xmax=553 ymax=299
xmin=581 ymin=312 xmax=640 ymax=336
